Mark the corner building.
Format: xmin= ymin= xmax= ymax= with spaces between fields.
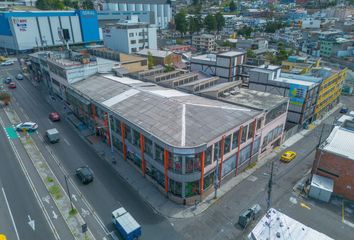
xmin=67 ymin=75 xmax=264 ymax=204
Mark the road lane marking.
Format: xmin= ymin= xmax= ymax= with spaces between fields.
xmin=27 ymin=215 xmax=35 ymax=231
xmin=0 ymin=113 xmax=60 ymax=240
xmin=343 ymin=220 xmax=354 ymax=228
xmin=47 ymin=119 xmax=53 ymax=125
xmin=52 ymin=211 xmax=58 ymax=220
xmin=300 ymin=202 xmax=311 ymax=210
xmin=2 ymin=187 xmax=20 ymax=240
xmin=63 ymin=138 xmax=70 ymax=146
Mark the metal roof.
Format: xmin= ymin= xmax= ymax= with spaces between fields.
xmin=71 ymin=75 xmax=261 ymax=148
xmin=249 ymin=208 xmax=334 ymax=240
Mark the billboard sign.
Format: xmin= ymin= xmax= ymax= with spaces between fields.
xmin=289 ymin=84 xmax=307 ymax=106
xmin=13 ymin=18 xmax=28 ymax=31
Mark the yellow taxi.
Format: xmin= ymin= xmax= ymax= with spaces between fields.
xmin=280 ymin=151 xmax=297 ymax=162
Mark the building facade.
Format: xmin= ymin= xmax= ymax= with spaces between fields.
xmin=64 ymin=74 xmax=264 ymax=204
xmin=312 ymin=120 xmax=354 ymax=201
xmin=192 ymin=34 xmax=216 ymax=52
xmin=0 ymin=10 xmax=100 ymax=51
xmin=101 ymin=0 xmax=172 ymax=29
xmin=190 ymin=51 xmax=245 ymax=82
xmin=103 ymin=18 xmax=157 ymax=54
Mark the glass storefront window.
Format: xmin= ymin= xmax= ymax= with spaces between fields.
xmin=205 ymin=146 xmax=212 ymax=167
xmin=185 ymin=180 xmax=199 ymax=197
xmin=185 ymin=154 xmax=200 ymax=173
xmin=112 ymin=136 xmax=123 ymax=153
xmin=125 ymin=125 xmax=132 ymax=143
xmin=169 ymin=179 xmax=182 ymax=197
xmin=232 ymin=130 xmax=239 ymax=149
xmin=224 ymin=135 xmax=231 ymax=154
xmin=248 ymin=121 xmax=255 ymax=140
xmin=203 ymin=171 xmax=215 ymax=190
xmin=239 ymin=143 xmax=251 ymax=165
xmin=241 ymin=126 xmax=247 ymax=143
xmin=146 ymin=163 xmax=165 ymax=188
xmin=168 ymin=153 xmax=182 ymax=174
xmin=214 ymin=141 xmax=220 ymax=161
xmin=222 ymin=155 xmax=236 ymax=176
xmin=132 ymin=129 xmax=140 ymax=147
xmin=144 ymin=137 xmax=153 ymax=157
xmin=155 ymin=144 xmax=164 ymax=165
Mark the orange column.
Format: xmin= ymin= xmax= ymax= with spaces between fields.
xmin=199 ymin=151 xmax=205 ymax=195
xmin=249 ymin=119 xmax=257 ymax=165
xmin=120 ymin=122 xmax=127 ymax=160
xmin=235 ymin=126 xmax=243 ymax=176
xmin=140 ymin=133 xmax=145 ymax=176
xmin=104 ymin=112 xmax=110 ymax=145
xmin=163 ymin=149 xmax=169 ymax=193
xmin=218 ymin=136 xmax=225 ymax=185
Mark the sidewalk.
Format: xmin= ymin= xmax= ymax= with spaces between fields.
xmin=47 ymin=92 xmax=341 ymax=219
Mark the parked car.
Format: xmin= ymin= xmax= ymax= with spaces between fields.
xmin=280 ymin=150 xmax=297 ymax=162
xmin=0 ymin=61 xmax=13 ymax=66
xmin=16 ymin=74 xmax=23 ymax=80
xmin=49 ymin=112 xmax=60 ymax=121
xmin=15 ymin=122 xmax=38 ymax=132
xmin=8 ymin=82 xmax=16 ymax=89
xmin=340 ymin=106 xmax=349 ymax=114
xmin=4 ymin=77 xmax=11 ymax=84
xmin=75 ymin=166 xmax=94 ymax=184
xmin=238 ymin=204 xmax=261 ymax=229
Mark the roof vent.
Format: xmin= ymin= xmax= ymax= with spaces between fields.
xmin=276 ymin=232 xmax=281 ymax=238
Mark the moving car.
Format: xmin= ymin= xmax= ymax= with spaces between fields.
xmin=45 ymin=128 xmax=60 ymax=144
xmin=49 ymin=112 xmax=60 ymax=121
xmin=16 ymin=74 xmax=23 ymax=80
xmin=75 ymin=166 xmax=94 ymax=184
xmin=0 ymin=61 xmax=13 ymax=66
xmin=8 ymin=82 xmax=16 ymax=89
xmin=4 ymin=77 xmax=11 ymax=84
xmin=340 ymin=106 xmax=349 ymax=114
xmin=15 ymin=122 xmax=38 ymax=132
xmin=280 ymin=151 xmax=297 ymax=162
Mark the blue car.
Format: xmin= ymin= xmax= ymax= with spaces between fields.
xmin=340 ymin=107 xmax=349 ymax=114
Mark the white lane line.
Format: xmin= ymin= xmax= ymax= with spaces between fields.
xmin=47 ymin=119 xmax=53 ymax=125
xmin=2 ymin=187 xmax=21 ymax=240
xmin=63 ymin=138 xmax=70 ymax=146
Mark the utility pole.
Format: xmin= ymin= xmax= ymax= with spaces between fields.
xmin=267 ymin=161 xmax=274 ymax=210
xmin=64 ymin=175 xmax=74 ymax=211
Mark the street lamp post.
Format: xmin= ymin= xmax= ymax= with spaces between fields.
xmin=214 ymin=157 xmax=219 ymax=199
xmin=107 ymin=112 xmax=115 ymax=164
xmin=64 ymin=175 xmax=74 ymax=211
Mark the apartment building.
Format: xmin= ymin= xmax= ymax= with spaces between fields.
xmin=192 ymin=34 xmax=216 ymax=52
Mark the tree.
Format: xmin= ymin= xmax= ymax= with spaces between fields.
xmin=229 ymin=0 xmax=236 ymax=11
xmin=264 ymin=21 xmax=284 ymax=33
xmin=81 ymin=0 xmax=94 ymax=9
xmin=36 ymin=0 xmax=64 ymax=10
xmin=175 ymin=12 xmax=188 ymax=36
xmin=147 ymin=51 xmax=154 ymax=69
xmin=0 ymin=92 xmax=10 ymax=105
xmin=237 ymin=26 xmax=253 ymax=38
xmin=188 ymin=16 xmax=202 ymax=35
xmin=215 ymin=12 xmax=225 ymax=33
xmin=204 ymin=14 xmax=217 ymax=32
xmin=246 ymin=48 xmax=256 ymax=59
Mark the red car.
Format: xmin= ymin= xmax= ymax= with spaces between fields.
xmin=49 ymin=112 xmax=60 ymax=121
xmin=8 ymin=82 xmax=16 ymax=89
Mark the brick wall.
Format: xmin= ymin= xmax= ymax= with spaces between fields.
xmin=312 ymin=149 xmax=354 ymax=201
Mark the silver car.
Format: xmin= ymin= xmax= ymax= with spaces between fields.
xmin=16 ymin=122 xmax=38 ymax=132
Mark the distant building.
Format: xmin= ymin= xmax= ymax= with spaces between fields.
xmin=281 ymin=56 xmax=321 ymax=74
xmin=0 ymin=10 xmax=100 ymax=51
xmin=249 ymin=208 xmax=333 ymax=240
xmin=320 ymin=38 xmax=354 ymax=58
xmin=136 ymin=48 xmax=182 ymax=67
xmin=192 ymin=34 xmax=216 ymax=52
xmin=248 ymin=66 xmax=320 ymax=126
xmin=190 ymin=51 xmax=245 ymax=82
xmin=97 ymin=10 xmax=155 ymax=28
xmin=101 ymin=0 xmax=172 ymax=29
xmin=312 ymin=120 xmax=354 ymax=201
xmin=103 ymin=17 xmax=157 ymax=54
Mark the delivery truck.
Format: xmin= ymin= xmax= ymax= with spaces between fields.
xmin=112 ymin=207 xmax=141 ymax=240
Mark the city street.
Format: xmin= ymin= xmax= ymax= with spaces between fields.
xmin=1 ymin=63 xmax=181 ymax=240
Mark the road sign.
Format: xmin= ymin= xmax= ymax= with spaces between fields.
xmin=82 ymin=223 xmax=87 ymax=233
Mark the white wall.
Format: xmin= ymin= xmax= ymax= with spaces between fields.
xmin=11 ymin=17 xmax=40 ymax=50
xmin=37 ymin=17 xmax=53 ymax=46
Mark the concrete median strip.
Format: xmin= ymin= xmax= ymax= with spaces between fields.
xmin=4 ymin=107 xmax=95 ymax=240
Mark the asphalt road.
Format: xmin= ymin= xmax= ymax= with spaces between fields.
xmin=0 ymin=111 xmax=55 ymax=240
xmin=5 ymin=64 xmax=181 ymax=239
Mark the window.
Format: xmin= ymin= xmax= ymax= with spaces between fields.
xmin=232 ymin=130 xmax=239 ymax=149
xmin=131 ymin=48 xmax=137 ymax=52
xmin=203 ymin=171 xmax=214 ymax=190
xmin=222 ymin=155 xmax=236 ymax=176
xmin=138 ymin=39 xmax=145 ymax=43
xmin=241 ymin=126 xmax=247 ymax=143
xmin=144 ymin=137 xmax=153 ymax=157
xmin=113 ymin=118 xmax=121 ymax=135
xmin=125 ymin=125 xmax=132 ymax=143
xmin=112 ymin=136 xmax=123 ymax=153
xmin=185 ymin=180 xmax=199 ymax=197
xmin=214 ymin=141 xmax=220 ymax=160
xmin=248 ymin=121 xmax=255 ymax=140
xmin=239 ymin=143 xmax=251 ymax=165
xmin=129 ymin=33 xmax=134 ymax=37
xmin=168 ymin=153 xmax=182 ymax=174
xmin=224 ymin=135 xmax=231 ymax=154
xmin=132 ymin=129 xmax=140 ymax=147
xmin=169 ymin=179 xmax=182 ymax=197
xmin=205 ymin=146 xmax=212 ymax=167
xmin=130 ymin=40 xmax=136 ymax=44
xmin=185 ymin=155 xmax=200 ymax=173
xmin=256 ymin=118 xmax=262 ymax=130
xmin=155 ymin=144 xmax=164 ymax=164
xmin=146 ymin=163 xmax=165 ymax=187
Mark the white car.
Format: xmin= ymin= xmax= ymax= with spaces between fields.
xmin=16 ymin=122 xmax=38 ymax=132
xmin=1 ymin=61 xmax=13 ymax=66
xmin=16 ymin=74 xmax=23 ymax=80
